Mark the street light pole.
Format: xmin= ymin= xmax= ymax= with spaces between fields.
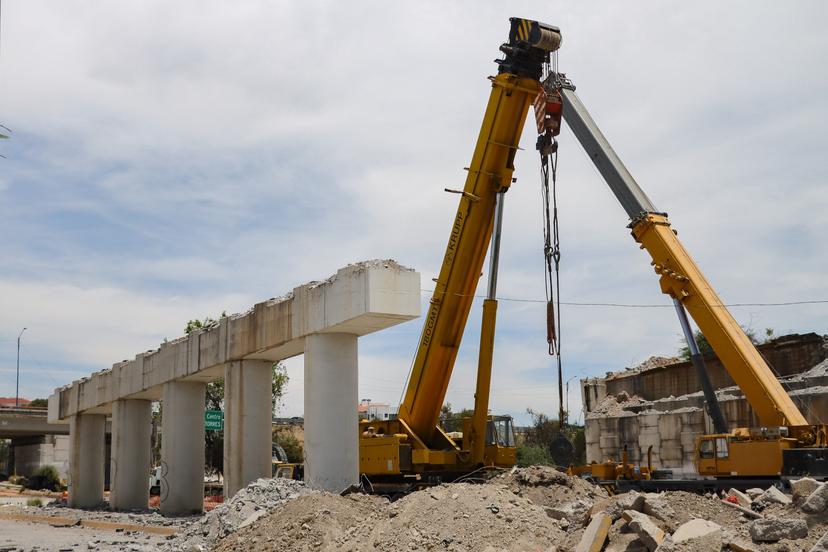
xmin=565 ymin=375 xmax=578 ymax=421
xmin=16 ymin=327 xmax=26 ymax=408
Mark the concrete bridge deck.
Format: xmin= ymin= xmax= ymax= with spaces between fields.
xmin=47 ymin=260 xmax=420 ymax=513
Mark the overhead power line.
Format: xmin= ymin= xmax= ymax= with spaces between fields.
xmin=419 ymin=288 xmax=828 ymax=309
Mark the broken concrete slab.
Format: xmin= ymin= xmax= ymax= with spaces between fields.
xmin=575 ymin=512 xmax=612 ymax=552
xmin=671 ymin=518 xmax=722 ymax=549
xmin=791 ymin=477 xmax=822 ymax=500
xmin=546 ymin=499 xmax=592 ymax=528
xmin=745 ymin=488 xmax=764 ymax=499
xmin=642 ymin=495 xmax=677 ymax=528
xmin=623 ymin=510 xmax=665 ymax=551
xmin=803 ymin=483 xmax=828 ymax=513
xmin=748 ymin=517 xmax=808 ymax=542
xmin=594 ymin=491 xmax=645 ymax=521
xmin=755 ymin=485 xmax=791 ymax=507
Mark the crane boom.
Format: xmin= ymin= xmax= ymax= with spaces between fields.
xmin=359 ymin=20 xmax=561 ymax=489
xmin=398 ymin=72 xmax=537 ymax=442
xmin=553 ymin=77 xmax=808 ymax=428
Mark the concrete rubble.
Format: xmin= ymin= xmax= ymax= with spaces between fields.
xmin=6 ymin=469 xmax=828 ymax=551
xmin=161 ymin=477 xmax=310 ymax=551
xmin=163 ymin=470 xmax=828 ymax=551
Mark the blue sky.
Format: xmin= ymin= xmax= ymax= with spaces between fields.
xmin=1 ymin=1 xmax=826 ymax=425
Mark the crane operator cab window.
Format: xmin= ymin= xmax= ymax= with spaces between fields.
xmin=699 ymin=437 xmax=729 ymax=459
xmin=715 ymin=437 xmax=729 ymax=459
xmin=699 ymin=438 xmax=715 ymax=459
xmin=486 ymin=416 xmax=516 ymax=447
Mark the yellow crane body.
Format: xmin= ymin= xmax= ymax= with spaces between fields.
xmin=359 ymin=18 xmax=561 ymax=488
xmin=359 ymin=73 xmax=535 ymax=480
xmin=553 ymin=69 xmax=828 ymax=479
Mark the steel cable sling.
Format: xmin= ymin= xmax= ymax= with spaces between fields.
xmin=535 ymin=56 xmax=566 ymax=430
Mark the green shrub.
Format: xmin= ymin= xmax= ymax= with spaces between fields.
xmin=24 ymin=465 xmax=62 ymax=492
xmin=26 ymin=498 xmax=43 ymax=507
xmin=516 ymin=444 xmax=554 ymax=467
xmin=274 ymin=432 xmax=303 ymax=463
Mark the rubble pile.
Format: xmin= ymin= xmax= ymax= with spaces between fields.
xmin=498 ymin=464 xmax=608 ymax=510
xmin=589 ymin=390 xmax=651 ymax=416
xmin=163 ymin=477 xmax=311 ymax=551
xmin=618 ymin=356 xmax=682 ymax=376
xmin=161 ymin=470 xmax=828 ymax=552
xmin=214 ymin=481 xmax=570 ymax=552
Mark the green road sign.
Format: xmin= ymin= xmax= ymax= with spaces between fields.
xmin=205 ymin=410 xmax=224 ymax=431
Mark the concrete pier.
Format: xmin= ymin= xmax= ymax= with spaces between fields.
xmin=304 ymin=333 xmax=359 ymax=492
xmin=48 ymin=261 xmax=421 ymax=509
xmin=68 ymin=413 xmax=106 ymax=508
xmin=110 ymin=399 xmax=152 ymax=511
xmin=160 ymin=381 xmax=206 ymax=515
xmin=223 ymin=360 xmax=273 ymax=498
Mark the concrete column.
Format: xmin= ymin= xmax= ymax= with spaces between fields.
xmin=160 ymin=380 xmax=205 ymax=515
xmin=223 ymin=360 xmax=273 ymax=498
xmin=110 ymin=399 xmax=152 ymax=511
xmin=68 ymin=413 xmax=106 ymax=508
xmin=304 ymin=332 xmax=358 ymax=492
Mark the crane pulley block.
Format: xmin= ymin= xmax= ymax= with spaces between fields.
xmin=534 ymin=87 xmax=563 ymax=158
xmin=533 ymin=87 xmax=563 ymax=136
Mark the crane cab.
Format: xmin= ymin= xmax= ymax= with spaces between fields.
xmin=461 ymin=414 xmax=516 ymax=467
xmin=696 ymin=432 xmax=792 ymax=478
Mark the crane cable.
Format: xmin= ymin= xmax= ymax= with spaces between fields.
xmin=537 ymin=54 xmax=565 ymax=429
xmin=541 ymin=147 xmax=561 ymax=356
xmin=540 ymin=140 xmax=565 ymax=428
xmin=535 ymin=52 xmax=570 ymax=432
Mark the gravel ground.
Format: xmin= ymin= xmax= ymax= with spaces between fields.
xmin=0 ymin=518 xmax=172 ymax=552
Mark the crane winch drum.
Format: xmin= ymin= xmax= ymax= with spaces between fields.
xmin=498 ymin=18 xmax=562 ymax=80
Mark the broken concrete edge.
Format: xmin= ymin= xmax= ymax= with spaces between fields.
xmin=48 ymin=260 xmax=420 ymax=422
xmin=574 ymin=512 xmax=611 ymax=552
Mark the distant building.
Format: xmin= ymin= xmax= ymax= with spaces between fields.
xmin=0 ymin=398 xmax=30 ymax=407
xmin=358 ymin=399 xmax=394 ymax=421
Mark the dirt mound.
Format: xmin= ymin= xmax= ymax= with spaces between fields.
xmin=163 ymin=477 xmax=311 ymax=551
xmin=213 ymin=492 xmax=385 ymax=552
xmin=497 ymin=465 xmax=608 ymax=508
xmin=214 ymin=482 xmax=567 ymax=552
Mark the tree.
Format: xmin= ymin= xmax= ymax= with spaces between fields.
xmin=438 ymin=403 xmax=474 ymax=433
xmin=273 ymin=431 xmax=303 ymax=463
xmin=184 ymin=314 xmax=290 ymax=475
xmin=520 ymin=408 xmax=586 ymax=467
xmin=27 ymin=398 xmax=48 ymax=408
xmin=516 ymin=444 xmax=553 ymax=467
xmin=677 ymin=326 xmax=762 ymax=361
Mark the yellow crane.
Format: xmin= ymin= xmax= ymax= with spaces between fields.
xmin=543 ymin=33 xmax=828 ymax=482
xmin=358 ymin=19 xmax=562 ymax=492
xmin=360 ymin=17 xmax=828 ymax=492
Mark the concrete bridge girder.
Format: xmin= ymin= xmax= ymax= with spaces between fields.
xmin=48 ymin=261 xmax=419 ymax=513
